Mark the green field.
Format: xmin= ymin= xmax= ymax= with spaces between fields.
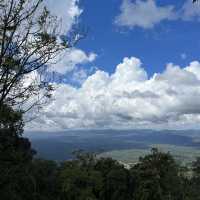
xmin=99 ymin=144 xmax=200 ymax=167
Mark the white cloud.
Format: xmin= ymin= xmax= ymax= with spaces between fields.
xmin=115 ymin=0 xmax=200 ymax=29
xmin=185 ymin=61 xmax=200 ymax=80
xmin=39 ymin=1 xmax=97 ymax=75
xmin=111 ymin=57 xmax=147 ymax=83
xmin=115 ymin=0 xmax=176 ymax=29
xmin=27 ymin=57 xmax=200 ymax=131
xmin=71 ymin=68 xmax=89 ymax=84
xmin=44 ymin=0 xmax=82 ymax=34
xmin=49 ymin=48 xmax=97 ymax=74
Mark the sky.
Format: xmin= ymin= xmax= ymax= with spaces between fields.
xmin=26 ymin=0 xmax=200 ymax=131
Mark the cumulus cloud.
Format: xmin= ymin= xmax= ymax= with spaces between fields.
xmin=40 ymin=1 xmax=97 ymax=75
xmin=49 ymin=48 xmax=97 ymax=74
xmin=71 ymin=68 xmax=92 ymax=84
xmin=26 ymin=57 xmax=200 ymax=131
xmin=115 ymin=0 xmax=200 ymax=29
xmin=115 ymin=0 xmax=176 ymax=29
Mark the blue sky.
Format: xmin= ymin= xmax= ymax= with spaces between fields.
xmin=27 ymin=0 xmax=200 ymax=131
xmin=76 ymin=0 xmax=200 ymax=77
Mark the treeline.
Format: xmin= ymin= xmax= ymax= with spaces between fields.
xmin=1 ymin=145 xmax=200 ymax=200
xmin=1 ymin=106 xmax=200 ymax=200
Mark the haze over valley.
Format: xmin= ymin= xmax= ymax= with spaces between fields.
xmin=26 ymin=129 xmax=200 ymax=166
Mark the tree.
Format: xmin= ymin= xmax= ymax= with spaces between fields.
xmin=0 ymin=103 xmax=23 ymax=134
xmin=192 ymin=157 xmax=200 ymax=178
xmin=188 ymin=157 xmax=200 ymax=200
xmin=59 ymin=153 xmax=103 ymax=200
xmin=0 ymin=1 xmax=82 ymax=198
xmin=30 ymin=159 xmax=60 ymax=200
xmin=0 ymin=0 xmax=84 ymax=161
xmin=0 ymin=0 xmax=82 ymax=113
xmin=95 ymin=157 xmax=133 ymax=200
xmin=0 ymin=103 xmax=35 ymax=164
xmin=130 ymin=148 xmax=184 ymax=200
xmin=0 ymin=104 xmax=36 ymax=200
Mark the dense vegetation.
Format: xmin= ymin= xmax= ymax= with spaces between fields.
xmin=1 ymin=105 xmax=200 ymax=200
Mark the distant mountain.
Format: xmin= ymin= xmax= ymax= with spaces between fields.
xmin=25 ymin=129 xmax=200 ymax=162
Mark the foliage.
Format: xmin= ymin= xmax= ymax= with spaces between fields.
xmin=1 ymin=132 xmax=200 ymax=200
xmin=130 ymin=148 xmax=185 ymax=200
xmin=0 ymin=0 xmax=82 ymax=112
xmin=0 ymin=103 xmax=35 ymax=200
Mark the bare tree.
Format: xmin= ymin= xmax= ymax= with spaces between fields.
xmin=0 ymin=0 xmax=82 ymax=112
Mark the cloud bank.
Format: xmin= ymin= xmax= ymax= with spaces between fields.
xmin=27 ymin=57 xmax=200 ymax=131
